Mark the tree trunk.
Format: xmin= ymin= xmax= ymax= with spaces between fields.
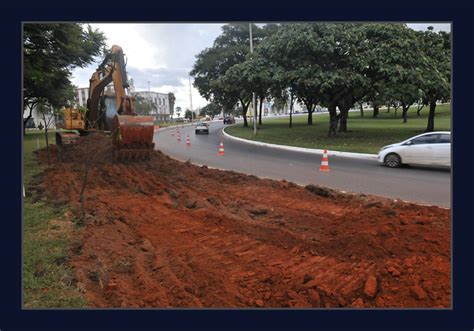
xmin=241 ymin=99 xmax=249 ymax=127
xmin=359 ymin=103 xmax=364 ymax=117
xmin=306 ymin=105 xmax=314 ymax=125
xmin=242 ymin=107 xmax=248 ymax=127
xmin=42 ymin=113 xmax=50 ymax=166
xmin=289 ymin=94 xmax=294 ymax=128
xmin=402 ymin=104 xmax=410 ymax=123
xmin=372 ymin=102 xmax=379 ymax=118
xmin=23 ymin=103 xmax=35 ymax=136
xmin=387 ymin=104 xmax=390 ymax=113
xmin=339 ymin=112 xmax=347 ymax=132
xmin=258 ymin=96 xmax=264 ymax=125
xmin=328 ymin=103 xmax=338 ymax=137
xmin=426 ymin=100 xmax=436 ymax=132
xmin=417 ymin=104 xmax=424 ymax=116
xmin=338 ymin=107 xmax=349 ymax=133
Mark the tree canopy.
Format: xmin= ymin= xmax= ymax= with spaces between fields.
xmin=190 ymin=23 xmax=266 ymax=127
xmin=23 ymin=23 xmax=106 ymax=132
xmin=199 ymin=102 xmax=221 ymax=119
xmin=191 ymin=23 xmax=450 ymax=135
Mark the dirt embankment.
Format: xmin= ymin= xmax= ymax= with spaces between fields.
xmin=30 ymin=134 xmax=451 ymax=308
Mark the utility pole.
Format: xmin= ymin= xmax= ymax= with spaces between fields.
xmin=147 ymin=81 xmax=153 ymax=120
xmin=249 ymin=23 xmax=257 ymax=135
xmin=189 ymin=76 xmax=194 ymax=123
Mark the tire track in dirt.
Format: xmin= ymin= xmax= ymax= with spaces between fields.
xmin=31 ymin=134 xmax=451 ymax=308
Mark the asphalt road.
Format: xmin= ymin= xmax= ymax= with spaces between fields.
xmin=154 ymin=121 xmax=451 ymax=208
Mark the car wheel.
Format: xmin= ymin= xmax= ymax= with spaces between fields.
xmin=195 ymin=131 xmax=199 ymax=134
xmin=384 ymin=153 xmax=402 ymax=168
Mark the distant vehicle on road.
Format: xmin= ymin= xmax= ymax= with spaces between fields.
xmin=378 ymin=131 xmax=450 ymax=168
xmin=223 ymin=116 xmax=235 ymax=124
xmin=195 ymin=122 xmax=209 ymax=134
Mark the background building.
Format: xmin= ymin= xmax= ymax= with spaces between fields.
xmin=74 ymin=78 xmax=136 ymax=108
xmin=24 ymin=106 xmax=56 ymax=130
xmin=132 ymin=91 xmax=171 ymax=122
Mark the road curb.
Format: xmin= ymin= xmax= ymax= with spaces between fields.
xmin=161 ymin=153 xmax=449 ymax=209
xmin=222 ymin=126 xmax=378 ymax=160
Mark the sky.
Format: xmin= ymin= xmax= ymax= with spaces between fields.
xmin=71 ymin=23 xmax=450 ymax=113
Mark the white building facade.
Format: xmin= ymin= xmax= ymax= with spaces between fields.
xmin=132 ymin=91 xmax=171 ymax=122
xmin=74 ymin=78 xmax=136 ymax=108
xmin=24 ymin=105 xmax=56 ymax=130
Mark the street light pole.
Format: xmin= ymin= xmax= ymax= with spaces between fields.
xmin=189 ymin=76 xmax=194 ymax=123
xmin=249 ymin=23 xmax=257 ymax=135
xmin=147 ymin=80 xmax=152 ymax=119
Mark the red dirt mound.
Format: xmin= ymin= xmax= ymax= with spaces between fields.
xmin=30 ymin=134 xmax=451 ymax=308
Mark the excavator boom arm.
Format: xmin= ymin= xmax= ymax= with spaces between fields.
xmin=86 ymin=45 xmax=135 ymax=130
xmin=86 ymin=45 xmax=155 ymax=160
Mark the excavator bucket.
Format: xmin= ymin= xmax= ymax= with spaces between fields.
xmin=113 ymin=115 xmax=155 ymax=161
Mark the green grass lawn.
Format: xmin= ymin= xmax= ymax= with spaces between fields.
xmin=226 ymin=104 xmax=451 ymax=154
xmin=23 ymin=130 xmax=87 ymax=308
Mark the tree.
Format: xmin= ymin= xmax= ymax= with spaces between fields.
xmin=184 ymin=109 xmax=196 ymax=120
xmin=134 ymin=95 xmax=154 ymax=116
xmin=416 ymin=92 xmax=427 ymax=116
xmin=416 ymin=27 xmax=450 ymax=131
xmin=216 ymin=67 xmax=252 ymax=126
xmin=191 ymin=24 xmax=264 ymax=127
xmin=256 ymin=24 xmax=327 ymax=126
xmin=168 ymin=92 xmax=176 ymax=116
xmin=175 ymin=106 xmax=182 ymax=118
xmin=320 ymin=23 xmax=424 ymax=135
xmin=219 ymin=52 xmax=274 ymax=127
xmin=36 ymin=100 xmax=62 ymax=166
xmin=384 ymin=83 xmax=421 ymax=123
xmin=199 ymin=102 xmax=221 ymax=119
xmin=23 ymin=23 xmax=106 ymax=135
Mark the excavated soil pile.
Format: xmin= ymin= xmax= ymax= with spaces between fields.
xmin=30 ymin=134 xmax=451 ymax=308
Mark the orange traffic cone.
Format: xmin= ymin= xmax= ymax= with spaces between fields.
xmin=177 ymin=133 xmax=181 ymax=143
xmin=186 ymin=135 xmax=191 ymax=147
xmin=319 ymin=150 xmax=330 ymax=172
xmin=218 ymin=141 xmax=225 ymax=155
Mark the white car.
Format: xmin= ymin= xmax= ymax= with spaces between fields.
xmin=195 ymin=122 xmax=209 ymax=134
xmin=378 ymin=131 xmax=450 ymax=168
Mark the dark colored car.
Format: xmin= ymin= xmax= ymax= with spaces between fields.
xmin=223 ymin=116 xmax=235 ymax=124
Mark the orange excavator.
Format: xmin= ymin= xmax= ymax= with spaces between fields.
xmin=56 ymin=45 xmax=155 ymax=160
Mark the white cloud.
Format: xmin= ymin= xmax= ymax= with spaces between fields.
xmin=70 ymin=22 xmax=450 ymax=112
xmin=406 ymin=23 xmax=451 ymax=32
xmin=91 ymin=23 xmax=160 ymax=69
xmin=71 ymin=23 xmax=223 ymax=110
